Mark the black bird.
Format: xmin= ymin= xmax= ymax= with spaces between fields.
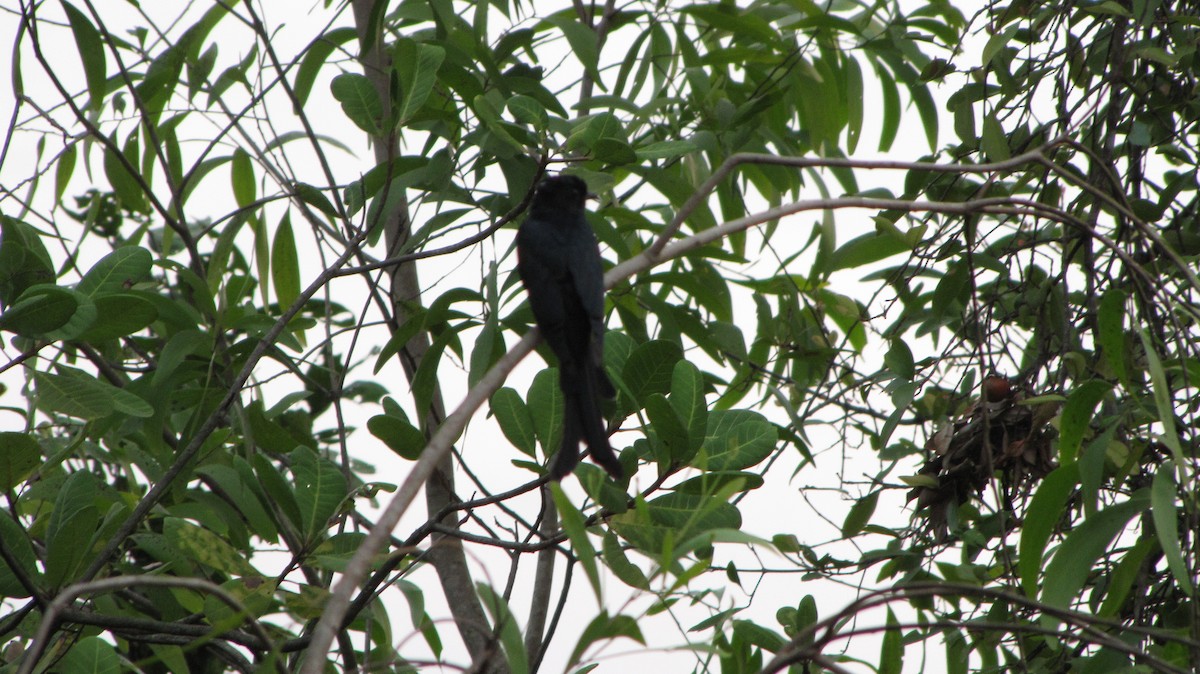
xmin=516 ymin=175 xmax=623 ymax=480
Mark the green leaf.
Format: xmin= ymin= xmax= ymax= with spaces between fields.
xmin=62 ymin=3 xmax=107 ymax=112
xmin=368 ymin=413 xmax=425 ymax=460
xmin=1151 ymin=466 xmax=1194 ymax=597
xmin=1042 ymin=493 xmax=1149 ymax=613
xmin=195 ymin=464 xmax=278 ymax=545
xmin=635 ymin=140 xmax=698 ymax=161
xmin=231 ymin=147 xmax=256 ymax=208
xmin=543 ymin=14 xmax=601 ymax=88
xmin=1139 ymin=328 xmax=1185 ymax=465
xmin=876 ymin=65 xmax=900 ymax=152
xmin=291 ymin=446 xmax=348 ymax=543
xmin=58 ymin=636 xmax=121 ymax=674
xmin=1097 ymin=288 xmax=1129 ymax=384
xmin=879 ymin=608 xmax=903 ymax=674
xmin=646 ymin=393 xmax=691 ymax=465
xmin=701 ymin=410 xmax=776 ymax=471
xmin=1058 ymin=380 xmax=1111 ymax=463
xmin=330 ymin=73 xmax=382 ymax=135
xmin=0 ymin=216 xmax=55 ymax=305
xmin=0 ymin=508 xmax=40 ymax=597
xmin=669 ymin=360 xmax=707 ymax=453
xmin=0 ymin=432 xmax=39 ymax=493
xmin=827 ymin=230 xmax=911 ymax=272
xmin=103 ymin=133 xmax=148 ymax=214
xmin=0 ymin=285 xmax=90 ymax=339
xmin=293 ymin=27 xmax=357 ymax=108
xmin=272 ymin=211 xmax=300 ymax=311
xmin=620 ymin=340 xmax=682 ymax=405
xmin=568 ymin=612 xmax=645 ymax=668
xmin=45 ymin=471 xmax=101 ymax=587
xmin=78 ymin=246 xmax=153 ymax=297
xmin=476 ymin=582 xmax=529 ymax=674
xmin=551 ymin=483 xmax=602 ymax=602
xmin=491 ymin=387 xmax=536 ymax=457
xmin=528 ymin=367 xmax=564 ymax=457
xmin=1097 ymin=536 xmax=1154 ymax=617
xmin=34 ymin=366 xmax=153 ymax=419
xmin=77 ymin=292 xmax=157 ymax=341
xmin=394 ymin=38 xmax=445 ymax=125
xmin=611 ymin=492 xmax=741 ymax=556
xmin=507 ymin=94 xmax=548 ymax=128
xmin=980 ymin=112 xmax=1011 ymax=161
xmin=1018 ymin=463 xmax=1080 ymax=596
xmin=841 ymin=491 xmax=879 ymax=539
xmin=602 ymin=530 xmax=648 ymax=589
xmin=164 ymin=517 xmax=257 ymax=576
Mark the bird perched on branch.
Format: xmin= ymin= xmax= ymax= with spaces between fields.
xmin=516 ymin=174 xmax=622 ymax=480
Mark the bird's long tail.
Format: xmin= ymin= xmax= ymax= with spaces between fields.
xmin=549 ymin=363 xmax=622 ymax=480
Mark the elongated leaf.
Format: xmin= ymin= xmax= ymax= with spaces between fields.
xmin=331 ymin=73 xmax=382 ymax=135
xmin=34 ymin=366 xmax=153 ymax=419
xmin=620 ymin=340 xmax=682 ymax=405
xmin=490 ymin=387 xmax=536 ymax=457
xmin=291 ymin=446 xmax=348 ymax=543
xmin=394 ymin=38 xmax=445 ymax=125
xmin=1151 ymin=466 xmax=1194 ymax=596
xmin=272 ymin=212 xmax=300 ymax=311
xmin=543 ymin=14 xmax=601 ymax=87
xmin=670 ymin=360 xmax=707 ymax=453
xmin=476 ymin=582 xmax=529 ymax=674
xmin=293 ymin=27 xmax=357 ymax=108
xmin=0 ymin=508 xmax=40 ymax=597
xmin=1058 ymin=380 xmax=1111 ymax=463
xmin=62 ymin=3 xmax=107 ymax=112
xmin=58 ymin=636 xmax=120 ymax=674
xmin=1042 ymin=493 xmax=1149 ymax=612
xmin=568 ymin=612 xmax=645 ymax=668
xmin=78 ymin=246 xmax=153 ymax=297
xmin=1018 ymin=463 xmax=1079 ymax=596
xmin=164 ymin=517 xmax=257 ymax=576
xmin=551 ymin=484 xmax=602 ymax=601
xmin=841 ymin=491 xmax=879 ymax=539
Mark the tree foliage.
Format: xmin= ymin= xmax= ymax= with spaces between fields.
xmin=2 ymin=0 xmax=1199 ymax=672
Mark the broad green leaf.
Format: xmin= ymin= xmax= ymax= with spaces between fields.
xmin=611 ymin=492 xmax=741 ymax=556
xmin=476 ymin=582 xmax=529 ymax=674
xmin=34 ymin=366 xmax=153 ymax=419
xmin=291 ymin=446 xmax=348 ymax=543
xmin=0 ymin=432 xmax=39 ymax=492
xmin=58 ymin=636 xmax=120 ymax=674
xmin=368 ymin=413 xmax=425 ymax=460
xmin=669 ymin=360 xmax=707 ymax=453
xmin=0 ymin=285 xmax=89 ymax=339
xmin=1058 ymin=380 xmax=1111 ymax=463
xmin=528 ymin=367 xmax=564 ymax=456
xmin=490 ymin=387 xmax=536 ymax=457
xmin=1018 ymin=463 xmax=1079 ymax=596
xmin=78 ymin=246 xmax=153 ymax=297
xmin=45 ymin=471 xmax=101 ymax=587
xmin=980 ymin=112 xmax=1011 ymax=161
xmin=77 ymin=292 xmax=157 ymax=341
xmin=568 ymin=612 xmax=645 ymax=668
xmin=620 ymin=339 xmax=682 ymax=405
xmin=646 ymin=393 xmax=691 ymax=465
xmin=164 ymin=517 xmax=257 ymax=576
xmin=602 ymin=530 xmax=648 ymax=589
xmin=1042 ymin=493 xmax=1149 ymax=613
xmin=196 ymin=464 xmax=279 ymax=545
xmin=0 ymin=509 xmax=40 ymax=597
xmin=331 ymin=73 xmax=382 ymax=135
xmin=1151 ymin=466 xmax=1194 ymax=597
xmin=272 ymin=211 xmax=300 ymax=311
xmin=394 ymin=38 xmax=445 ymax=125
xmin=701 ymin=409 xmax=776 ymax=471
xmin=635 ymin=140 xmax=698 ymax=161
xmin=62 ymin=3 xmax=107 ymax=112
xmin=0 ymin=216 xmax=55 ymax=305
xmin=551 ymin=483 xmax=602 ymax=602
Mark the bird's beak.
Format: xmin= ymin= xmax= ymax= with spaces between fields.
xmin=586 ymin=192 xmax=599 ymax=201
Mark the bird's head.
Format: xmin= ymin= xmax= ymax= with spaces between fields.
xmin=531 ymin=174 xmax=592 ymax=215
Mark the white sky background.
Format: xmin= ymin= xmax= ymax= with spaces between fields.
xmin=0 ymin=1 xmax=1000 ymax=672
